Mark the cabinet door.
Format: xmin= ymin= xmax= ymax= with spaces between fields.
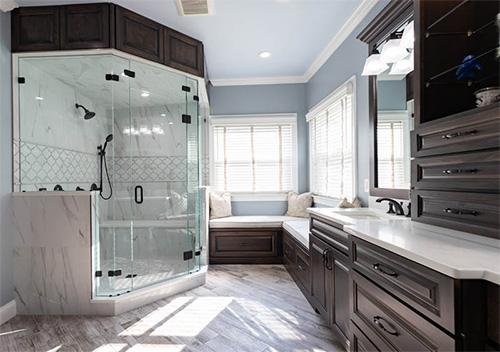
xmin=61 ymin=4 xmax=111 ymax=49
xmin=11 ymin=6 xmax=60 ymax=52
xmin=115 ymin=6 xmax=164 ymax=63
xmin=330 ymin=249 xmax=350 ymax=348
xmin=164 ymin=28 xmax=204 ymax=77
xmin=310 ymin=235 xmax=330 ymax=319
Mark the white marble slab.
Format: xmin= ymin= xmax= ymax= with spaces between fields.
xmin=307 ymin=208 xmax=500 ymax=284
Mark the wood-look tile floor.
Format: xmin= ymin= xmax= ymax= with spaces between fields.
xmin=0 ymin=265 xmax=344 ymax=352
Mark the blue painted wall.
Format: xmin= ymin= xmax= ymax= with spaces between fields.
xmin=306 ymin=1 xmax=390 ymax=206
xmin=209 ymin=83 xmax=307 ymax=215
xmin=0 ymin=11 xmax=13 ymax=307
xmin=378 ymin=80 xmax=407 ymax=110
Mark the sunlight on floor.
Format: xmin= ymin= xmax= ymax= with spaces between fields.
xmin=151 ymin=296 xmax=233 ymax=337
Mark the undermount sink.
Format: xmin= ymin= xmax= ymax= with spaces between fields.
xmin=330 ymin=210 xmax=407 ymax=221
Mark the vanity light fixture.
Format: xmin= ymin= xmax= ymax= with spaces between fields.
xmin=390 ymin=51 xmax=414 ymax=75
xmin=380 ymin=34 xmax=409 ymax=63
xmin=400 ymin=21 xmax=414 ymax=49
xmin=139 ymin=125 xmax=152 ymax=135
xmin=259 ymin=51 xmax=272 ymax=59
xmin=152 ymin=125 xmax=165 ymax=135
xmin=141 ymin=91 xmax=150 ymax=97
xmin=361 ymin=50 xmax=389 ymax=76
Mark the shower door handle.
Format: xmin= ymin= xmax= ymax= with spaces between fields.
xmin=135 ymin=185 xmax=143 ymax=204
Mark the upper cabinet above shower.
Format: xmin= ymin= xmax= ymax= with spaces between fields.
xmin=11 ymin=3 xmax=205 ymax=77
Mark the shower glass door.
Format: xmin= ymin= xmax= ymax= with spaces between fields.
xmin=126 ymin=60 xmax=191 ymax=290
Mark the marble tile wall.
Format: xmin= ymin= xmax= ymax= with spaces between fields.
xmin=13 ymin=194 xmax=95 ymax=315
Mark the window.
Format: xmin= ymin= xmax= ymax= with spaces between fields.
xmin=307 ymin=76 xmax=356 ymax=200
xmin=210 ymin=114 xmax=297 ymax=195
xmin=377 ymin=110 xmax=411 ymax=189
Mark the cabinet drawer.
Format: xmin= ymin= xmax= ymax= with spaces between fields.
xmin=311 ymin=216 xmax=349 ymax=255
xmin=351 ymin=271 xmax=455 ymax=352
xmin=412 ymin=190 xmax=500 ymax=240
xmin=412 ymin=150 xmax=500 ymax=192
xmin=351 ymin=237 xmax=455 ymax=333
xmin=351 ymin=320 xmax=392 ymax=352
xmin=210 ymin=231 xmax=277 ymax=257
xmin=412 ymin=104 xmax=500 ymax=157
xmin=295 ymin=251 xmax=310 ymax=289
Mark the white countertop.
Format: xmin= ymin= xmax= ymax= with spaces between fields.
xmin=308 ymin=207 xmax=500 ymax=285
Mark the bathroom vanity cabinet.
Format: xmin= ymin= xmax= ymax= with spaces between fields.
xmin=308 ymin=215 xmax=351 ymax=351
xmin=411 ymin=0 xmax=500 ymax=239
xmin=11 ymin=3 xmax=205 ymax=77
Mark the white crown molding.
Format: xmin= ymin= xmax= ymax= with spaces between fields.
xmin=210 ymin=0 xmax=379 ymax=87
xmin=303 ymin=0 xmax=380 ymax=81
xmin=210 ymin=75 xmax=307 ymax=87
xmin=0 ymin=0 xmax=19 ymax=12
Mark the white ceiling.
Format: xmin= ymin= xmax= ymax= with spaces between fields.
xmin=14 ymin=0 xmax=376 ymax=84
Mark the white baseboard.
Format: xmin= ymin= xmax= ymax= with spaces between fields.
xmin=0 ymin=300 xmax=16 ymax=325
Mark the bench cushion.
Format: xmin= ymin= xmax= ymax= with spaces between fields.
xmin=283 ymin=220 xmax=310 ymax=248
xmin=209 ymin=216 xmax=303 ymax=229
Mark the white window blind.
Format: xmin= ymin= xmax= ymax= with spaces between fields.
xmin=211 ymin=116 xmax=295 ymax=193
xmin=307 ymin=77 xmax=355 ymax=200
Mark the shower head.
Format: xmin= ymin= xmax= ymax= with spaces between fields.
xmin=75 ymin=103 xmax=96 ymax=120
xmin=102 ymin=134 xmax=114 ymax=153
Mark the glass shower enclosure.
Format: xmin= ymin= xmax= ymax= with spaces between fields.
xmin=15 ymin=53 xmax=202 ymax=298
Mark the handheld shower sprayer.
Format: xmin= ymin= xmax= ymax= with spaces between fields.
xmin=97 ymin=134 xmax=114 ymax=200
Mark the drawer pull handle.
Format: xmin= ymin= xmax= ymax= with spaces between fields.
xmin=372 ymin=263 xmax=398 ymax=277
xmin=442 ymin=169 xmax=478 ymax=174
xmin=323 ymin=248 xmax=332 ymax=271
xmin=373 ymin=316 xmax=399 ymax=336
xmin=443 ymin=208 xmax=478 ymax=216
xmin=441 ymin=130 xmax=477 ymax=140
xmin=239 ymin=242 xmax=250 ymax=247
xmin=298 ymin=264 xmax=306 ymax=271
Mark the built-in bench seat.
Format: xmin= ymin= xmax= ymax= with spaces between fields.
xmin=209 ymin=216 xmax=310 ymax=264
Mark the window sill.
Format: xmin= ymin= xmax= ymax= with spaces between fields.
xmin=312 ymin=195 xmax=341 ymax=207
xmin=230 ymin=193 xmax=289 ymax=202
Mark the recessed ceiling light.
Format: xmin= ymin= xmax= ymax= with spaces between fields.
xmin=259 ymin=51 xmax=272 ymax=59
xmin=141 ymin=91 xmax=150 ymax=97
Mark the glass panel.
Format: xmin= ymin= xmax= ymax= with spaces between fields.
xmin=126 ymin=60 xmax=189 ymax=290
xmin=186 ymin=77 xmax=200 ymax=273
xmin=96 ymin=55 xmax=133 ymax=297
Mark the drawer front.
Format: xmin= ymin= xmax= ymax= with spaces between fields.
xmin=412 ymin=150 xmax=500 ymax=192
xmin=351 ymin=271 xmax=455 ymax=352
xmin=210 ymin=231 xmax=277 ymax=257
xmin=351 ymin=320 xmax=392 ymax=352
xmin=311 ymin=216 xmax=349 ymax=255
xmin=283 ymin=233 xmax=296 ymax=264
xmin=351 ymin=237 xmax=455 ymax=333
xmin=412 ymin=190 xmax=500 ymax=240
xmin=295 ymin=253 xmax=310 ymax=289
xmin=412 ymin=106 xmax=500 ymax=157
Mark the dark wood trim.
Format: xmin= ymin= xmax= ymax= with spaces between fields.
xmin=357 ymin=0 xmax=413 ymax=44
xmin=363 ymin=1 xmax=413 ymax=200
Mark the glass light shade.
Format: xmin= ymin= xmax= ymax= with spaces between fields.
xmin=400 ymin=21 xmax=414 ymax=49
xmin=361 ymin=54 xmax=389 ymax=76
xmin=380 ymin=39 xmax=409 ymax=63
xmin=389 ymin=52 xmax=414 ymax=75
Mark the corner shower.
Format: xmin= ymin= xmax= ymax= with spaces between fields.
xmin=12 ymin=52 xmax=209 ymax=314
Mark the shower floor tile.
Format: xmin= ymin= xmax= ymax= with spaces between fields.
xmin=0 ymin=265 xmax=344 ymax=352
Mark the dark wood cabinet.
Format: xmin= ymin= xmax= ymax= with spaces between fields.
xmin=309 ymin=215 xmax=351 ymax=350
xmin=11 ymin=3 xmax=205 ymax=77
xmin=115 ymin=5 xmax=164 ymax=63
xmin=411 ymin=0 xmax=500 ymax=239
xmin=209 ymin=228 xmax=283 ymax=264
xmin=283 ymin=230 xmax=310 ymax=297
xmin=165 ymin=28 xmax=204 ymax=77
xmin=350 ymin=270 xmax=455 ymax=352
xmin=61 ymin=4 xmax=111 ymax=50
xmin=11 ymin=6 xmax=60 ymax=52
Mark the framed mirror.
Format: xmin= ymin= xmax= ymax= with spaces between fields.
xmin=358 ymin=0 xmax=413 ymax=199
